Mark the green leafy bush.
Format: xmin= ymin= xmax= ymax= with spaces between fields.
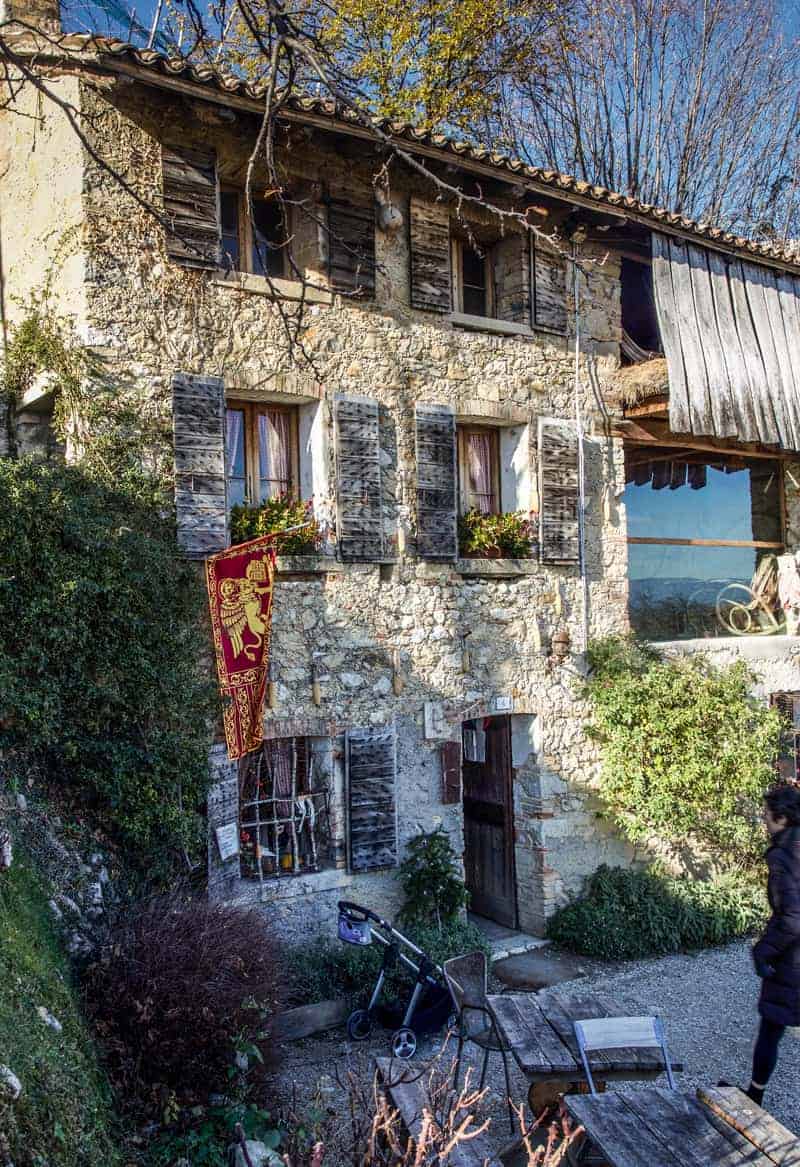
xmin=230 ymin=495 xmax=322 ymax=553
xmin=399 ymin=826 xmax=470 ymax=929
xmin=458 ymin=509 xmax=534 ymax=558
xmin=289 ymin=918 xmax=489 ymax=1006
xmin=584 ymin=636 xmax=782 ymax=866
xmin=547 ymin=864 xmax=768 ymax=960
xmin=0 ymin=458 xmax=214 ymax=872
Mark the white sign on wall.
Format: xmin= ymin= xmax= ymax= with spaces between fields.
xmin=215 ymin=822 xmax=240 ymax=862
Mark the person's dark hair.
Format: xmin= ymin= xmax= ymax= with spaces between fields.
xmin=764 ymin=784 xmax=800 ymax=827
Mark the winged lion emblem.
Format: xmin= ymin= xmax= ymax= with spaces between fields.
xmin=219 ymin=557 xmax=272 ymax=662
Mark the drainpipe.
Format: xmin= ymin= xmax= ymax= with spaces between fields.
xmin=573 ymin=242 xmax=590 ymax=655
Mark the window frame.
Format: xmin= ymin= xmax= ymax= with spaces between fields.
xmin=219 ymin=187 xmax=290 ymax=279
xmin=451 ymin=236 xmax=495 ymax=319
xmin=238 ymin=736 xmax=332 ymax=882
xmin=457 ymin=423 xmax=502 ymax=516
xmin=226 ymin=399 xmax=300 ymax=506
xmin=624 ymin=447 xmax=786 ymax=554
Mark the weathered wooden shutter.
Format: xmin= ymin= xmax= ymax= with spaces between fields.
xmin=172 ymin=372 xmax=228 ymax=558
xmin=532 ymin=236 xmax=567 ymax=333
xmin=494 ymin=233 xmax=531 ymax=324
xmin=335 ymin=396 xmax=385 ymax=561
xmin=345 ymin=724 xmax=398 ymax=872
xmin=441 ymin=740 xmax=462 ymax=805
xmin=409 ymin=196 xmax=451 ymax=312
xmin=162 ymin=145 xmax=220 ymax=269
xmin=328 ymin=197 xmax=376 ymax=298
xmin=538 ymin=417 xmax=580 ymax=564
xmin=207 ymin=744 xmax=240 ymax=900
xmin=415 ymin=404 xmax=458 ymax=560
xmin=770 ymin=692 xmax=799 ymax=782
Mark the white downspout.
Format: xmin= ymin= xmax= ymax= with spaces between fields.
xmin=573 ymin=243 xmax=590 ymax=654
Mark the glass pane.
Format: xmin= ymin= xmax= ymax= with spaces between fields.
xmin=258 ymin=409 xmax=293 ymax=501
xmin=220 ymin=192 xmax=240 ymax=269
xmin=627 ymin=543 xmax=786 ymax=640
xmin=624 ymin=456 xmax=781 ymax=543
xmin=462 ymin=244 xmax=486 ymax=316
xmin=225 ymin=408 xmax=246 ymax=505
xmin=252 ymin=199 xmax=285 ymax=278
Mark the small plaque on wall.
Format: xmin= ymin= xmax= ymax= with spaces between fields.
xmin=215 ymin=822 xmax=240 ymax=862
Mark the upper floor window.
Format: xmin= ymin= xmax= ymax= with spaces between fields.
xmin=621 ymin=257 xmax=661 ymax=361
xmin=453 ymin=239 xmax=493 ymax=318
xmin=458 ymin=425 xmax=500 ymax=514
xmin=226 ymin=401 xmax=298 ymax=507
xmin=220 ymin=190 xmax=288 ymax=279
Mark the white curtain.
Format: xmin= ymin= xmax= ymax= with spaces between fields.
xmin=258 ymin=410 xmax=291 ymax=499
xmin=467 ymin=432 xmax=494 ymax=513
xmin=226 ymin=409 xmax=243 ymax=472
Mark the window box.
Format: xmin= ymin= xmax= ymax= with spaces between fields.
xmin=458 ymin=509 xmax=536 ymax=560
xmin=230 ymin=496 xmax=322 ymax=554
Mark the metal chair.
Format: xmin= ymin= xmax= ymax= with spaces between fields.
xmin=573 ymin=1015 xmax=676 ymax=1096
xmin=442 ymin=951 xmax=515 ymax=1133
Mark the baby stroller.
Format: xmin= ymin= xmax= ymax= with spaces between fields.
xmin=337 ymin=900 xmax=456 ymax=1059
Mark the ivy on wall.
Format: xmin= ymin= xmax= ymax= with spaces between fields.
xmin=584 ymin=636 xmax=782 ymax=869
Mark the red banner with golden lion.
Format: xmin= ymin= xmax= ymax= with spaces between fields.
xmin=206 ymin=534 xmax=277 ymax=761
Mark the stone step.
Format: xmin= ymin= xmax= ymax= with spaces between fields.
xmin=468 ymin=913 xmax=550 ymax=964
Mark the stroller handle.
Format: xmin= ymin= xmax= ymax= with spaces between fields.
xmin=338 ymin=900 xmax=382 ymax=925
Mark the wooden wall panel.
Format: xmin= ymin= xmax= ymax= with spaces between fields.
xmin=172 ymin=372 xmax=228 ymax=558
xmin=409 ymin=197 xmax=452 ymax=312
xmin=539 ymin=417 xmax=580 ymax=564
xmin=162 ymin=145 xmax=220 ymax=269
xmin=415 ymin=404 xmax=458 ymax=560
xmin=346 ymin=725 xmax=398 ymax=872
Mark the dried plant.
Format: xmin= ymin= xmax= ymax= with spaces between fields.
xmin=85 ymin=894 xmax=281 ymax=1096
xmin=279 ymin=1052 xmax=582 ymax=1166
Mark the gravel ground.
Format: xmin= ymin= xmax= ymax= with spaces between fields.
xmin=268 ymin=941 xmax=799 ymax=1162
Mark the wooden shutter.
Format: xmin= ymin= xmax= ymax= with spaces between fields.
xmin=409 ymin=196 xmax=451 ymax=312
xmin=770 ymin=692 xmax=799 ymax=782
xmin=538 ymin=417 xmax=580 ymax=564
xmin=494 ymin=233 xmax=531 ymax=324
xmin=335 ymin=396 xmax=385 ymax=561
xmin=162 ymin=145 xmax=220 ymax=269
xmin=415 ymin=404 xmax=458 ymax=560
xmin=532 ymin=236 xmax=567 ymax=333
xmin=328 ymin=197 xmax=376 ymax=298
xmin=173 ymin=372 xmax=227 ymax=558
xmin=441 ymin=740 xmax=462 ymax=804
xmin=346 ymin=724 xmax=398 ymax=872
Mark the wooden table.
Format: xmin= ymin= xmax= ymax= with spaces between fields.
xmin=487 ymin=987 xmax=676 ymax=1113
xmin=564 ymin=1086 xmax=800 ymax=1167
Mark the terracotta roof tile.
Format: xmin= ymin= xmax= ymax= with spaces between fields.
xmin=23 ymin=32 xmax=800 ymax=269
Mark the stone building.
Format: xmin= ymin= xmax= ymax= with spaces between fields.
xmin=3 ymin=1 xmax=800 ymax=942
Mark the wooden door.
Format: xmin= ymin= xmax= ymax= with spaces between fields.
xmin=462 ymin=716 xmax=517 ymax=928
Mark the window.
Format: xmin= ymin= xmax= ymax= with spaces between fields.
xmin=452 ymin=237 xmax=494 ymax=318
xmin=624 ymin=447 xmax=784 ymax=640
xmin=219 ymin=189 xmax=288 ymax=278
xmin=225 ymin=402 xmax=298 ymax=507
xmin=458 ymin=425 xmax=501 ymax=514
xmin=771 ymin=693 xmax=800 ymax=784
xmin=620 ymin=257 xmax=662 ymax=361
xmin=239 ymin=737 xmax=332 ymax=882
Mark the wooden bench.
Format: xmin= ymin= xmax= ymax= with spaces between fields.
xmin=375 ymin=1056 xmax=506 ymax=1167
xmin=697 ymin=1087 xmax=800 ymax=1166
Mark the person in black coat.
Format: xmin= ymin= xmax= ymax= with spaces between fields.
xmin=745 ymin=783 xmax=800 ymax=1106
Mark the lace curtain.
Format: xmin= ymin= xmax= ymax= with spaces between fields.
xmin=467 ymin=431 xmax=495 ymax=513
xmin=258 ymin=410 xmax=292 ymax=500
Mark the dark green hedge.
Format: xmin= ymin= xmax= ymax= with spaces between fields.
xmin=0 ymin=458 xmax=215 ymax=874
xmin=547 ymin=864 xmax=768 ymax=961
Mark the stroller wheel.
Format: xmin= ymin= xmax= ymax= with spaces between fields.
xmin=391 ymin=1027 xmax=417 ymax=1060
xmin=346 ymin=1009 xmax=372 ymax=1041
